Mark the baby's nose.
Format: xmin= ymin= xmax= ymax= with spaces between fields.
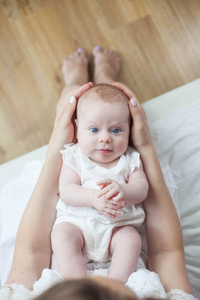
xmin=99 ymin=131 xmax=111 ymax=143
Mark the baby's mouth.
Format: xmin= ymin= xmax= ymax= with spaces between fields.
xmin=97 ymin=149 xmax=113 ymax=154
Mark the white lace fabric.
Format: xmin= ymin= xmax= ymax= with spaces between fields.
xmin=126 ymin=269 xmax=167 ymax=299
xmin=167 ymin=289 xmax=197 ymax=300
xmin=0 ymin=269 xmax=63 ymax=300
xmin=0 ymin=268 xmax=197 ymax=300
xmin=0 ymin=285 xmax=33 ymax=300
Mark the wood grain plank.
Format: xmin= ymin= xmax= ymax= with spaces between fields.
xmin=144 ymin=0 xmax=200 ymax=83
xmin=113 ymin=16 xmax=184 ymax=101
xmin=97 ymin=0 xmax=148 ymax=29
xmin=0 ymin=0 xmax=200 ymax=163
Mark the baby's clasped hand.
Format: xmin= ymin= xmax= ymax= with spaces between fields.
xmin=97 ymin=179 xmax=125 ymax=202
xmin=91 ymin=179 xmax=125 ymax=219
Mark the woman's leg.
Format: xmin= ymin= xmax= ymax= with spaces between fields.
xmin=58 ymin=46 xmax=121 ymax=111
xmin=108 ymin=226 xmax=142 ymax=283
xmin=6 ymin=50 xmax=92 ymax=289
xmin=57 ymin=48 xmax=89 ymax=111
xmin=92 ymin=46 xmax=120 ymax=84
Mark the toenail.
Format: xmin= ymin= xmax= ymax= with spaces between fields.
xmin=78 ymin=47 xmax=83 ymax=52
xmin=95 ymin=46 xmax=101 ymax=50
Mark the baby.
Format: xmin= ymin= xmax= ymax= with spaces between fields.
xmin=52 ymin=84 xmax=149 ymax=283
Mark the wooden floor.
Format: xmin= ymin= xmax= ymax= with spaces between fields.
xmin=1 ymin=0 xmax=200 ymax=163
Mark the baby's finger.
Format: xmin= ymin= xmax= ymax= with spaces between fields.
xmin=103 ymin=212 xmax=117 ymax=219
xmin=106 ymin=200 xmax=124 ymax=210
xmin=100 ymin=184 xmax=107 ymax=190
xmin=108 ymin=199 xmax=124 ymax=206
xmin=98 ymin=185 xmax=115 ymax=197
xmin=97 ymin=179 xmax=112 ymax=186
xmin=97 ymin=187 xmax=109 ymax=198
xmin=111 ymin=193 xmax=124 ymax=202
xmin=105 ymin=207 xmax=123 ymax=215
xmin=105 ymin=201 xmax=118 ymax=210
xmin=105 ymin=188 xmax=119 ymax=200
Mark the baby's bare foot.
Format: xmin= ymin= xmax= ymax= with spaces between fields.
xmin=92 ymin=46 xmax=120 ymax=84
xmin=62 ymin=48 xmax=89 ymax=85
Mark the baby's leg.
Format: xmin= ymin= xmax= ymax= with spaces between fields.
xmin=108 ymin=226 xmax=142 ymax=283
xmin=52 ymin=222 xmax=86 ymax=279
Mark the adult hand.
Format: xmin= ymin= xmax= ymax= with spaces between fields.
xmin=112 ymin=82 xmax=153 ymax=154
xmin=48 ymin=82 xmax=93 ymax=153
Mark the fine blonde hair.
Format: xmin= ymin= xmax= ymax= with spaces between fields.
xmin=35 ymin=279 xmax=167 ymax=300
xmin=76 ymin=83 xmax=130 ymax=119
xmin=34 ymin=279 xmax=135 ymax=300
xmin=78 ymin=83 xmax=129 ymax=103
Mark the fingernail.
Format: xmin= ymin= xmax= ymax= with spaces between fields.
xmin=130 ymin=98 xmax=137 ymax=106
xmin=69 ymin=96 xmax=76 ymax=104
xmin=95 ymin=46 xmax=101 ymax=50
xmin=78 ymin=47 xmax=83 ymax=52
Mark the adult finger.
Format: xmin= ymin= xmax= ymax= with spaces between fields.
xmin=58 ymin=82 xmax=93 ymax=126
xmin=128 ymin=100 xmax=145 ymax=130
xmin=112 ymin=82 xmax=136 ymax=101
xmin=76 ymin=81 xmax=93 ymax=97
xmin=113 ymin=82 xmax=147 ymax=125
xmin=56 ymin=96 xmax=76 ymax=127
xmin=113 ymin=82 xmax=151 ymax=149
xmin=128 ymin=99 xmax=153 ymax=151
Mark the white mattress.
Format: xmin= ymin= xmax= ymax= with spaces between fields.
xmin=0 ymin=79 xmax=200 ymax=298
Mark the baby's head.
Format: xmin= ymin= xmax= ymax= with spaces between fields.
xmin=77 ymin=83 xmax=129 ymax=113
xmin=76 ymin=84 xmax=131 ymax=166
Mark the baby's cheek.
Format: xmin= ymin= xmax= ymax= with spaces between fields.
xmin=118 ymin=139 xmax=128 ymax=153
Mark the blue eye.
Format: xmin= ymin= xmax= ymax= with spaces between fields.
xmin=90 ymin=128 xmax=98 ymax=133
xmin=111 ymin=128 xmax=120 ymax=134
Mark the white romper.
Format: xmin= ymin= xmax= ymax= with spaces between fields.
xmin=54 ymin=143 xmax=145 ymax=263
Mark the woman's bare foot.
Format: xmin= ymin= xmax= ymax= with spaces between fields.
xmin=62 ymin=48 xmax=89 ymax=86
xmin=92 ymin=46 xmax=120 ymax=84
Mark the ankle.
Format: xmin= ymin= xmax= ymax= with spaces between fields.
xmin=94 ymin=74 xmax=115 ymax=85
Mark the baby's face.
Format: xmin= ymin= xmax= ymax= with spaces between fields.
xmin=76 ymin=95 xmax=130 ymax=167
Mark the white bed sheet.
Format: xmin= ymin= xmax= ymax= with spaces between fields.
xmin=150 ymin=101 xmax=200 ymax=298
xmin=0 ymin=79 xmax=200 ymax=298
